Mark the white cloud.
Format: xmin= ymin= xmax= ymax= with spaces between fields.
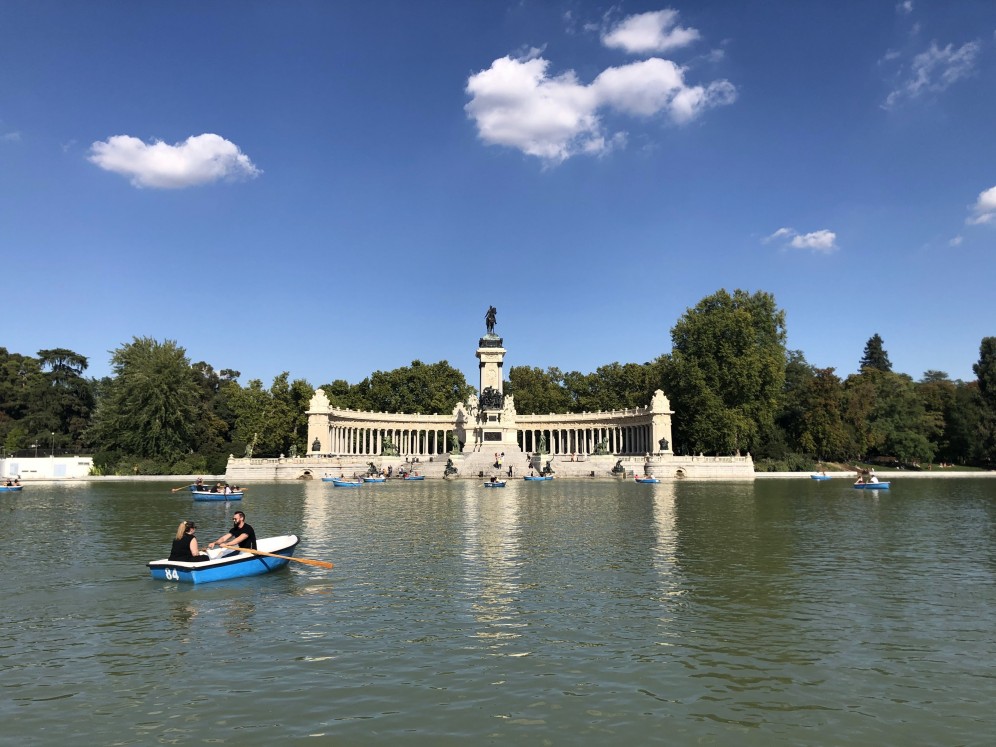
xmin=968 ymin=185 xmax=996 ymax=225
xmin=602 ymin=10 xmax=700 ymax=54
xmin=2 ymin=131 xmax=21 ymax=143
xmin=465 ymin=54 xmax=735 ymax=162
xmin=884 ymin=40 xmax=981 ymax=108
xmin=87 ymin=133 xmax=260 ymax=189
xmin=764 ymin=227 xmax=838 ymax=253
xmin=897 ymin=1 xmax=914 ymax=15
xmin=948 ymin=235 xmax=963 ymax=246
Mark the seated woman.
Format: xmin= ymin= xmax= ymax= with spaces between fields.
xmin=168 ymin=520 xmax=210 ymax=562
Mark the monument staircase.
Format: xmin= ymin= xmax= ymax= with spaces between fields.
xmin=456 ymin=443 xmax=531 ymax=479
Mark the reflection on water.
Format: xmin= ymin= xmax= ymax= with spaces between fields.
xmin=1 ymin=478 xmax=995 ymax=744
xmin=461 ymin=485 xmax=525 ymax=654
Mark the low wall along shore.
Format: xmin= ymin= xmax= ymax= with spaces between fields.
xmin=225 ymin=453 xmax=757 ymax=481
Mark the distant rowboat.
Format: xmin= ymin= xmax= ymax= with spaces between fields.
xmin=192 ymin=490 xmax=243 ymax=501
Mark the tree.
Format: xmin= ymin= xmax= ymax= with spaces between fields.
xmin=661 ymin=289 xmax=787 ymax=454
xmin=859 ymin=333 xmax=892 ymax=372
xmin=563 ymin=362 xmax=659 ymax=413
xmin=228 ymin=373 xmax=316 ymax=457
xmin=795 ymin=367 xmax=849 ymax=461
xmin=507 ymin=366 xmax=571 ymax=414
xmin=972 ymin=337 xmax=996 ymax=464
xmin=86 ymin=338 xmax=201 ymax=460
xmin=356 ymin=360 xmax=473 ymax=414
xmin=844 ymin=368 xmax=934 ymax=465
xmin=36 ymin=348 xmax=95 ymax=448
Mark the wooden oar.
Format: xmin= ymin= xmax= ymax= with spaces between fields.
xmin=171 ymin=484 xmax=194 ymax=493
xmin=224 ymin=545 xmax=333 ymax=569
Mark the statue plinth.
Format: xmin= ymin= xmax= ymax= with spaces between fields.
xmin=478 ymin=334 xmax=503 ymax=348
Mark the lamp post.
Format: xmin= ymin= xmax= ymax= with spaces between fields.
xmin=51 ymin=432 xmax=55 ymax=457
xmin=32 ymin=443 xmax=38 ymax=458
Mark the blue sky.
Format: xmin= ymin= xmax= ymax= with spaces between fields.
xmin=2 ymin=1 xmax=994 ymax=389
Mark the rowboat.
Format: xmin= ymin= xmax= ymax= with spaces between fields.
xmin=635 ymin=477 xmax=659 ymax=484
xmin=332 ymin=479 xmax=362 ymax=487
xmin=853 ymin=481 xmax=891 ymax=489
xmin=402 ymin=475 xmax=425 ymax=481
xmin=148 ymin=535 xmax=299 ymax=584
xmin=811 ymin=474 xmax=831 ymax=481
xmin=523 ymin=475 xmax=551 ymax=481
xmin=483 ymin=480 xmax=506 ymax=488
xmin=1 ymin=485 xmax=23 ymax=492
xmin=192 ymin=490 xmax=243 ymax=501
xmin=362 ymin=476 xmax=386 ymax=483
xmin=320 ymin=477 xmax=338 ymax=482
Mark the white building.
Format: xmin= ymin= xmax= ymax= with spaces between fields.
xmin=2 ymin=455 xmax=94 ymax=480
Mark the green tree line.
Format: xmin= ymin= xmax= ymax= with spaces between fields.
xmin=2 ymin=290 xmax=995 ymax=473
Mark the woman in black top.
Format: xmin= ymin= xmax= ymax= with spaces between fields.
xmin=169 ymin=520 xmax=210 ymax=562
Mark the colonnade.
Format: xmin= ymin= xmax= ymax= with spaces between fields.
xmin=517 ymin=423 xmax=654 ymax=456
xmin=327 ymin=425 xmax=456 ymax=457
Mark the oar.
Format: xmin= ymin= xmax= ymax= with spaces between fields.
xmin=224 ymin=545 xmax=333 ymax=569
xmin=171 ymin=484 xmax=194 ymax=493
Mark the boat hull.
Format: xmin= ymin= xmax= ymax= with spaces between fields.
xmin=402 ymin=475 xmax=425 ymax=481
xmin=853 ymin=482 xmax=891 ymax=489
xmin=0 ymin=485 xmax=23 ymax=492
xmin=483 ymin=481 xmax=506 ymax=488
xmin=523 ymin=476 xmax=552 ymax=481
xmin=148 ymin=535 xmax=299 ymax=584
xmin=192 ymin=490 xmax=243 ymax=501
xmin=362 ymin=477 xmax=386 ymax=483
xmin=635 ymin=478 xmax=659 ymax=484
xmin=811 ymin=475 xmax=831 ymax=481
xmin=332 ymin=480 xmax=362 ymax=487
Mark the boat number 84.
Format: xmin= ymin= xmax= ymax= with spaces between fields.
xmin=164 ymin=568 xmax=180 ymax=581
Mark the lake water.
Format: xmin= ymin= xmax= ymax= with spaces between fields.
xmin=1 ymin=478 xmax=994 ymax=745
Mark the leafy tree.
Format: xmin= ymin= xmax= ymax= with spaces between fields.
xmin=228 ymin=373 xmax=315 ymax=457
xmin=844 ymin=368 xmax=934 ymax=465
xmin=36 ymin=348 xmax=95 ymax=448
xmin=563 ymin=362 xmax=660 ymax=412
xmin=356 ymin=360 xmax=473 ymax=414
xmin=189 ymin=361 xmax=239 ymax=460
xmin=972 ymin=337 xmax=996 ymax=464
xmin=916 ymin=371 xmax=957 ymax=462
xmin=86 ymin=338 xmax=202 ymax=460
xmin=661 ymin=289 xmax=787 ymax=454
xmin=859 ymin=333 xmax=892 ymax=372
xmin=796 ymin=367 xmax=849 ymax=461
xmin=507 ymin=366 xmax=571 ymax=414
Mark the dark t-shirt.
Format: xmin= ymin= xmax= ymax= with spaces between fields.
xmin=229 ymin=522 xmax=257 ymax=549
xmin=169 ymin=534 xmax=208 ymax=562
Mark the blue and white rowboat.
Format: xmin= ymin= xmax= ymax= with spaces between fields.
xmin=148 ymin=535 xmax=299 ymax=584
xmin=192 ymin=490 xmax=243 ymax=501
xmin=362 ymin=476 xmax=386 ymax=483
xmin=853 ymin=481 xmax=891 ymax=489
xmin=402 ymin=475 xmax=425 ymax=481
xmin=635 ymin=477 xmax=660 ymax=484
xmin=483 ymin=480 xmax=506 ymax=487
xmin=332 ymin=479 xmax=362 ymax=487
xmin=0 ymin=485 xmax=24 ymax=492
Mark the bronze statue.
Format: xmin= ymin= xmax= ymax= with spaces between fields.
xmin=485 ymin=305 xmax=497 ymax=335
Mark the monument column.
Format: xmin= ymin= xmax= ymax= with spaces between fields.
xmin=472 ymin=305 xmax=518 ymax=451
